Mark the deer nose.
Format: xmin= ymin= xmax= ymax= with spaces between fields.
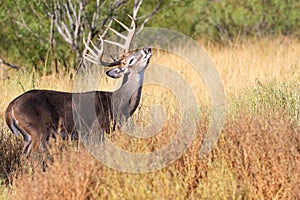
xmin=143 ymin=47 xmax=152 ymax=54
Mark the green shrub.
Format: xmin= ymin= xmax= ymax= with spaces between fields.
xmin=152 ymin=0 xmax=300 ymax=42
xmin=229 ymin=79 xmax=299 ymax=123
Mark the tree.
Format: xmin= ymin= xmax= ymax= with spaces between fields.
xmin=0 ymin=0 xmax=168 ymax=74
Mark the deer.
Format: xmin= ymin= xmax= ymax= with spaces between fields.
xmin=5 ymin=15 xmax=152 ymax=155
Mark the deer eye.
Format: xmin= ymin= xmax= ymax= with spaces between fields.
xmin=128 ymin=58 xmax=136 ymax=66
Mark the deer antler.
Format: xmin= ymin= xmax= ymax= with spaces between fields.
xmin=83 ymin=35 xmax=121 ymax=66
xmin=104 ymin=14 xmax=136 ymax=53
xmin=83 ymin=15 xmax=136 ymax=66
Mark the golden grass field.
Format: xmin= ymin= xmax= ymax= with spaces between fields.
xmin=0 ymin=37 xmax=299 ymax=199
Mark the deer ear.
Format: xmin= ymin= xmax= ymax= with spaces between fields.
xmin=106 ymin=68 xmax=124 ymax=79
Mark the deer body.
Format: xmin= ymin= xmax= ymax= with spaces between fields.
xmin=5 ymin=16 xmax=152 ymax=154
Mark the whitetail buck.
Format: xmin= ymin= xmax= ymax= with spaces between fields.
xmin=5 ymin=16 xmax=152 ymax=155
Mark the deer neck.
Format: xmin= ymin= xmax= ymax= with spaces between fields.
xmin=112 ymin=70 xmax=145 ymax=118
xmin=116 ymin=70 xmax=144 ymax=101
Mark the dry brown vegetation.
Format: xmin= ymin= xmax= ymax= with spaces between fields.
xmin=0 ymin=37 xmax=299 ymax=199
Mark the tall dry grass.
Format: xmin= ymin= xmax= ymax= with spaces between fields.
xmin=0 ymin=37 xmax=299 ymax=199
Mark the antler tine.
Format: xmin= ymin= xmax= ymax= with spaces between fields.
xmin=83 ymin=37 xmax=104 ymax=65
xmin=83 ymin=15 xmax=136 ymax=66
xmin=106 ymin=26 xmax=127 ymax=40
xmin=124 ymin=15 xmax=136 ymax=53
xmin=104 ymin=15 xmax=136 ymax=53
xmin=83 ymin=36 xmax=122 ymax=66
xmin=103 ymin=39 xmax=126 ymax=49
xmin=112 ymin=17 xmax=131 ymax=32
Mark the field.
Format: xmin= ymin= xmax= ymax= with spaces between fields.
xmin=0 ymin=37 xmax=299 ymax=199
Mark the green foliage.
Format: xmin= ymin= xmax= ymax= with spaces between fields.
xmin=0 ymin=0 xmax=170 ymax=73
xmin=151 ymin=0 xmax=300 ymax=42
xmin=1 ymin=0 xmax=299 ymax=73
xmin=250 ymin=79 xmax=300 ymax=121
xmin=0 ymin=2 xmax=52 ymax=71
xmin=230 ymin=79 xmax=300 ymax=123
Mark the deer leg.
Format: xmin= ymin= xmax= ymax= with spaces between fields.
xmin=23 ymin=137 xmax=33 ymax=155
xmin=19 ymin=129 xmax=33 ymax=155
xmin=26 ymin=127 xmax=53 ymax=171
xmin=11 ymin=120 xmax=33 ymax=155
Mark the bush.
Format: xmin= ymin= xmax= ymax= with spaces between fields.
xmin=152 ymin=0 xmax=300 ymax=42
